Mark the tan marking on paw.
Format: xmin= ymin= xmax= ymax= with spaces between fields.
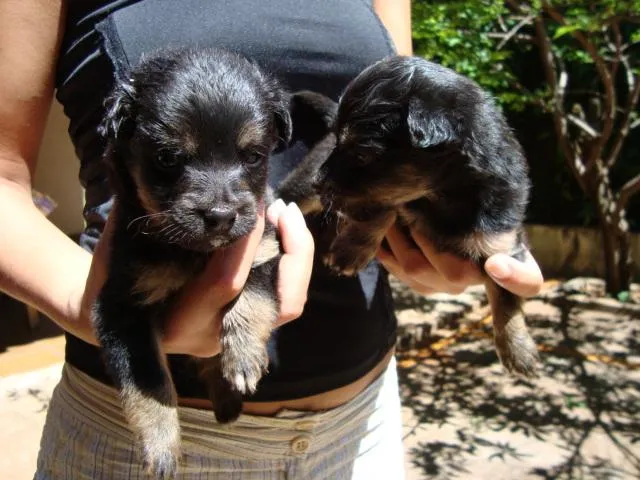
xmin=221 ymin=288 xmax=277 ymax=394
xmin=122 ymin=385 xmax=181 ymax=478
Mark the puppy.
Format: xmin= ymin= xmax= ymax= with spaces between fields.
xmin=279 ymin=56 xmax=539 ymax=378
xmin=93 ymin=47 xmax=291 ymax=479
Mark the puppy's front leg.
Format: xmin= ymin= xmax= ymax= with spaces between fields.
xmin=92 ymin=298 xmax=179 ymax=479
xmin=325 ymin=209 xmax=396 ymax=276
xmin=216 ymin=259 xmax=279 ymax=421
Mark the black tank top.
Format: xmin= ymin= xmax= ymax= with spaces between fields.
xmin=56 ymin=0 xmax=398 ymax=401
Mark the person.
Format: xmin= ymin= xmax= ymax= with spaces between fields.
xmin=0 ymin=0 xmax=544 ymax=478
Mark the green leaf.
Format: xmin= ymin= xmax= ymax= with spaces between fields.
xmin=617 ymin=291 xmax=631 ymax=303
xmin=553 ymin=24 xmax=582 ymax=39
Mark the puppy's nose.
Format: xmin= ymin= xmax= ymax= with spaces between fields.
xmin=199 ymin=207 xmax=237 ymax=231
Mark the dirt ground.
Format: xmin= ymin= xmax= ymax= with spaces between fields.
xmin=394 ymin=277 xmax=640 ymax=480
xmin=0 ymin=278 xmax=638 ymax=479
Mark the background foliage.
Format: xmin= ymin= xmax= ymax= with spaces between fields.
xmin=412 ymin=0 xmax=640 ymax=231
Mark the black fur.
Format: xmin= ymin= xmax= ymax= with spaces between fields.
xmin=93 ymin=47 xmax=290 ymax=479
xmin=279 ymin=55 xmax=540 ymax=379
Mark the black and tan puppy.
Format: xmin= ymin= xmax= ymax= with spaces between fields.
xmin=93 ymin=47 xmax=291 ymax=479
xmin=279 ymin=56 xmax=539 ymax=379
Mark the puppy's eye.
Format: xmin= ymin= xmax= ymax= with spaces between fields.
xmin=355 ymin=154 xmax=371 ymax=167
xmin=155 ymin=153 xmax=180 ymax=170
xmin=245 ymin=152 xmax=265 ymax=166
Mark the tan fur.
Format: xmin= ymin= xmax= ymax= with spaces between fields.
xmin=131 ymin=165 xmax=161 ymax=215
xmin=340 ymin=165 xmax=435 ymax=209
xmin=485 ymin=280 xmax=539 ymax=377
xmin=122 ymin=385 xmax=180 ymax=476
xmin=461 ymin=230 xmax=518 ymax=261
xmin=297 ymin=195 xmax=323 ymax=216
xmin=338 ymin=126 xmax=351 ymax=145
xmin=182 ymin=132 xmax=198 ymax=155
xmin=326 ymin=209 xmax=396 ymax=275
xmin=120 ymin=332 xmax=180 ymax=477
xmin=220 ymin=287 xmax=277 ymax=394
xmin=133 ymin=264 xmax=192 ymax=305
xmin=253 ymin=235 xmax=280 ymax=267
xmin=237 ymin=121 xmax=264 ymax=150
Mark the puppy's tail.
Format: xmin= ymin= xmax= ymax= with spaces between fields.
xmin=485 ymin=279 xmax=539 ymax=378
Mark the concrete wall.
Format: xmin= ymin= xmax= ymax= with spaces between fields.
xmin=526 ymin=224 xmax=640 ymax=280
xmin=33 ymin=101 xmax=85 ymax=235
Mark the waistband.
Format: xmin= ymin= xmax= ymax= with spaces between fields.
xmin=56 ymin=360 xmax=395 ymax=460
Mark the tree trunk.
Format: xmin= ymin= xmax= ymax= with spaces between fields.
xmin=598 ymin=211 xmax=633 ymax=295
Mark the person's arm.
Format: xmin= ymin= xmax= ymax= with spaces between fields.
xmin=373 ymin=0 xmax=413 ymax=56
xmin=0 ymin=0 xmax=314 ymax=356
xmin=0 ymin=0 xmax=96 ymax=341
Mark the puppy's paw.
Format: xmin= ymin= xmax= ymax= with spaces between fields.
xmin=323 ymin=248 xmax=374 ymax=276
xmin=139 ymin=416 xmax=181 ymax=480
xmin=495 ymin=331 xmax=540 ymax=378
xmin=213 ymin=394 xmax=243 ymax=424
xmin=124 ymin=393 xmax=181 ymax=480
xmin=221 ymin=344 xmax=269 ymax=395
xmin=143 ymin=448 xmax=179 ymax=480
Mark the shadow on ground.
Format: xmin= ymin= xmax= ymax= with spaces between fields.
xmin=395 ymin=280 xmax=640 ymax=480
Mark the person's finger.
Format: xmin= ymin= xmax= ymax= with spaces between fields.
xmin=484 ymin=251 xmax=544 ymax=298
xmin=383 ymin=225 xmax=467 ymax=293
xmin=266 ymin=198 xmax=287 ymax=226
xmin=384 ymin=223 xmax=432 ymax=274
xmin=409 ymin=226 xmax=482 ymax=286
xmin=275 ymin=202 xmax=314 ymax=323
xmin=376 ymin=247 xmax=435 ymax=295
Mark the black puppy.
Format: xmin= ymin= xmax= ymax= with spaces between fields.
xmin=279 ymin=56 xmax=539 ymax=378
xmin=93 ymin=47 xmax=291 ymax=479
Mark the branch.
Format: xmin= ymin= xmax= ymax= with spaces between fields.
xmin=603 ymin=15 xmax=640 ymax=25
xmin=567 ymin=114 xmax=600 ymax=138
xmin=533 ymin=14 xmax=588 ymax=192
xmin=543 ymin=3 xmax=616 ymax=164
xmin=487 ymin=32 xmax=534 ymax=43
xmin=618 ymin=174 xmax=640 ymax=210
xmin=609 ymin=21 xmax=623 ymax=82
xmin=496 ymin=14 xmax=536 ymax=49
xmin=606 ymin=78 xmax=640 ymax=167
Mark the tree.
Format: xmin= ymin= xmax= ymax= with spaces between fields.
xmin=413 ymin=0 xmax=640 ymax=293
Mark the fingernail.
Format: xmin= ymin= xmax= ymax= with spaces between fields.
xmin=267 ymin=198 xmax=287 ymax=224
xmin=286 ymin=202 xmax=304 ymax=220
xmin=486 ymin=257 xmax=511 ymax=280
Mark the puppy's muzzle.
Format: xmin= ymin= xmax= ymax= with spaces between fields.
xmin=198 ymin=206 xmax=237 ymax=233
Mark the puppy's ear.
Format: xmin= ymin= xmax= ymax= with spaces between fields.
xmin=270 ymin=89 xmax=293 ymax=153
xmin=99 ymin=80 xmax=136 ymax=142
xmin=406 ymin=97 xmax=459 ymax=149
xmin=290 ymin=91 xmax=337 ymax=147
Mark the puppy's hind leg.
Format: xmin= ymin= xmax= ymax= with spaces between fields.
xmin=485 ymin=280 xmax=539 ymax=377
xmin=483 ymin=239 xmax=539 ymax=377
xmin=197 ymin=356 xmax=243 ymax=424
xmin=92 ymin=301 xmax=180 ymax=479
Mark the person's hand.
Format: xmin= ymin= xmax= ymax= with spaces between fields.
xmin=376 ymin=223 xmax=543 ymax=297
xmin=80 ymin=199 xmax=314 ymax=358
